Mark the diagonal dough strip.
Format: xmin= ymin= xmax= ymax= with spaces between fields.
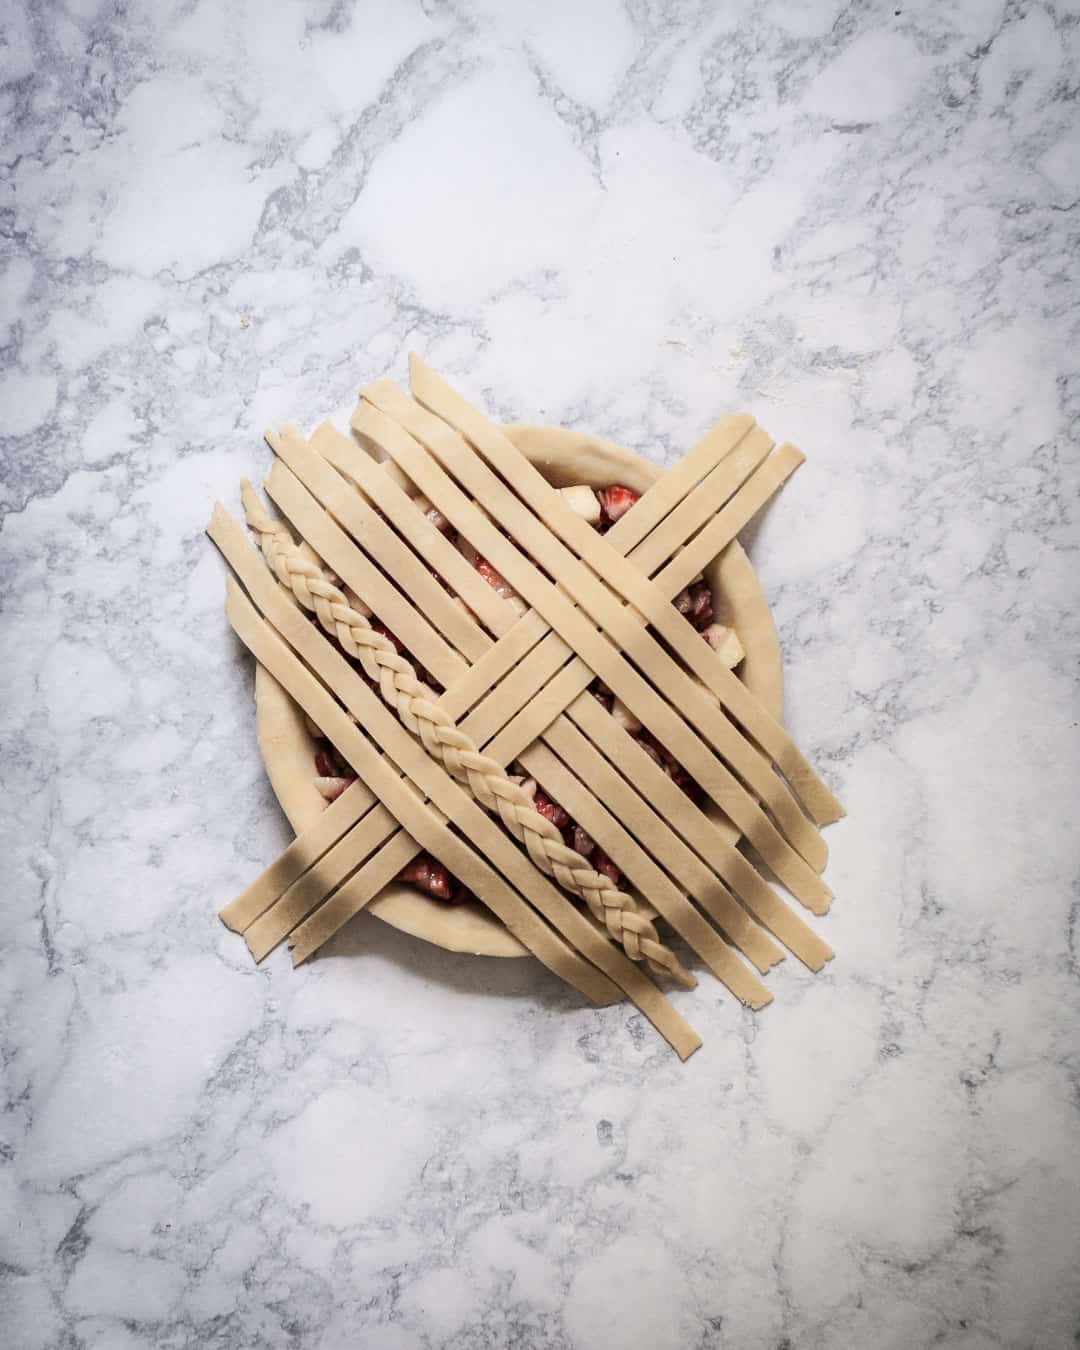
xmin=245 ymin=799 xmax=400 ymax=962
xmin=219 ymin=778 xmax=374 ymax=934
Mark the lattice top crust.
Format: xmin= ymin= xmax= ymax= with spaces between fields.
xmin=208 ymin=356 xmax=842 ymax=1058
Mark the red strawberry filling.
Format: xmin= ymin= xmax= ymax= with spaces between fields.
xmin=533 ymin=786 xmax=570 ymax=830
xmin=598 ymin=484 xmax=641 ymax=524
xmin=397 ymin=854 xmax=453 ymax=900
xmin=309 ymin=480 xmax=734 ymax=905
xmin=475 ymin=557 xmax=518 ymax=601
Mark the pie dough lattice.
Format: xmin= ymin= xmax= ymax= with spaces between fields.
xmin=208 ymin=356 xmax=843 ymax=1058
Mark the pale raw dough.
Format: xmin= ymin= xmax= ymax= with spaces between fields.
xmin=255 ymin=423 xmax=790 ymax=959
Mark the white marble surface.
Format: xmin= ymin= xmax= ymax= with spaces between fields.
xmin=3 ymin=1 xmax=1079 ymax=1346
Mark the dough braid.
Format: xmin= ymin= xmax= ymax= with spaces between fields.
xmin=241 ymin=480 xmax=693 ymax=988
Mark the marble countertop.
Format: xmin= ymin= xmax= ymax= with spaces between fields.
xmin=4 ymin=2 xmax=1078 ymax=1347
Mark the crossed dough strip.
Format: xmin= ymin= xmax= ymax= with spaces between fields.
xmin=232 ymin=427 xmax=785 ymax=997
xmin=239 ymin=482 xmax=694 ymax=989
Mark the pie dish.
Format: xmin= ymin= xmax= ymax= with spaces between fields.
xmin=253 ymin=424 xmax=784 ymax=958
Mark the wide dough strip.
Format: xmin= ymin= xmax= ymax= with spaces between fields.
xmin=308 ymin=419 xmax=831 ymax=949
xmin=351 ymin=396 xmax=831 ymax=912
xmin=261 ymin=458 xmax=773 ymax=1004
xmin=211 ymin=506 xmax=704 ymax=1057
xmin=408 ymin=355 xmax=843 ymax=831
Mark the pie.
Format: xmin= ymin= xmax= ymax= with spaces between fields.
xmin=207 ymin=356 xmax=841 ymax=1057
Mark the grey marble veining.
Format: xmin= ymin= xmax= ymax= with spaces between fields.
xmin=2 ymin=1 xmax=1079 ymax=1347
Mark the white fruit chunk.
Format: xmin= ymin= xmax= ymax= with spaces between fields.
xmin=701 ymin=622 xmax=745 ymax=670
xmin=559 ymin=484 xmax=602 ymax=524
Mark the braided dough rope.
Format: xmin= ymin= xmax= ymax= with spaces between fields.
xmin=211 ymin=508 xmax=703 ymax=1058
xmin=239 ymin=482 xmax=695 ymax=989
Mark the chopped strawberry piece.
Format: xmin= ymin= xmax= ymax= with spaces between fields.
xmin=688 ymin=580 xmax=713 ymax=630
xmin=397 ymin=854 xmax=454 ymax=901
xmin=598 ymin=485 xmax=640 ymax=524
xmin=314 ymin=748 xmax=341 ymax=778
xmin=534 ymin=787 xmax=570 ymax=830
xmin=571 ymin=824 xmax=595 ymax=858
xmin=673 ymin=587 xmax=693 ymax=615
xmin=475 ymin=557 xmax=518 ymax=601
xmin=593 ymin=849 xmax=622 ymax=887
